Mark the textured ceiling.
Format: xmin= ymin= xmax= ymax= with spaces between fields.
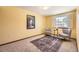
xmin=18 ymin=6 xmax=76 ymax=16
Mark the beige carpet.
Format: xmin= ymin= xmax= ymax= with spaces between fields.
xmin=0 ymin=34 xmax=77 ymax=52
xmin=58 ymin=39 xmax=77 ymax=52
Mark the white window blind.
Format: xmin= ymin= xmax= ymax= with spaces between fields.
xmin=54 ymin=15 xmax=70 ymax=28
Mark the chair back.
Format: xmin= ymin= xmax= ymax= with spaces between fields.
xmin=62 ymin=28 xmax=72 ymax=37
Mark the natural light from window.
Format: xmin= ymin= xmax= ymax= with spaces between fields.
xmin=54 ymin=15 xmax=70 ymax=28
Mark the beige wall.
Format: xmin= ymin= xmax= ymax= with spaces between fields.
xmin=0 ymin=11 xmax=1 ymax=36
xmin=0 ymin=7 xmax=45 ymax=45
xmin=76 ymin=8 xmax=79 ymax=51
xmin=45 ymin=16 xmax=52 ymax=29
xmin=45 ymin=10 xmax=76 ymax=39
xmin=70 ymin=11 xmax=76 ymax=39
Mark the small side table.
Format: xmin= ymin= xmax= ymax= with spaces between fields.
xmin=53 ymin=28 xmax=58 ymax=36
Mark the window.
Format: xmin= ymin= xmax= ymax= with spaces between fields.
xmin=54 ymin=15 xmax=70 ymax=28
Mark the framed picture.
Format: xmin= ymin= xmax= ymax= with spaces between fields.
xmin=27 ymin=15 xmax=35 ymax=29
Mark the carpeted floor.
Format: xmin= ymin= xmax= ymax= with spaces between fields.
xmin=31 ymin=36 xmax=62 ymax=52
xmin=0 ymin=35 xmax=77 ymax=52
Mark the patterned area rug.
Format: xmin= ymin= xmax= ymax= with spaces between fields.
xmin=31 ymin=36 xmax=62 ymax=52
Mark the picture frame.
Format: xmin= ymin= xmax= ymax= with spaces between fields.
xmin=27 ymin=15 xmax=35 ymax=29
